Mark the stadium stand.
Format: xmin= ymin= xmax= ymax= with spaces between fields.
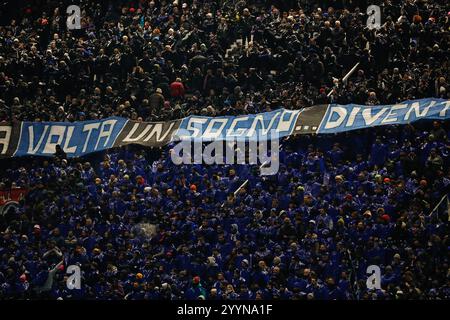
xmin=0 ymin=0 xmax=449 ymax=300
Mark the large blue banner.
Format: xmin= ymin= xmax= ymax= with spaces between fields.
xmin=176 ymin=109 xmax=302 ymax=141
xmin=13 ymin=117 xmax=128 ymax=157
xmin=0 ymin=98 xmax=448 ymax=158
xmin=317 ymin=98 xmax=450 ymax=134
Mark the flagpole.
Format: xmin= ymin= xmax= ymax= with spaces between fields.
xmin=327 ymin=62 xmax=360 ymax=97
xmin=428 ymin=194 xmax=447 ymax=217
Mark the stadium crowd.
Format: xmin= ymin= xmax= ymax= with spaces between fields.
xmin=0 ymin=122 xmax=449 ymax=300
xmin=0 ymin=0 xmax=449 ymax=300
xmin=0 ymin=0 xmax=449 ymax=122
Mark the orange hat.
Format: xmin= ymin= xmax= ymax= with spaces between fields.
xmin=190 ymin=184 xmax=197 ymax=192
xmin=136 ymin=273 xmax=144 ymax=280
xmin=383 ymin=177 xmax=391 ymax=183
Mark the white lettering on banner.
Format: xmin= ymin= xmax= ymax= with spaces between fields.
xmin=362 ymin=107 xmax=388 ymax=125
xmin=123 ymin=123 xmax=152 ymax=142
xmin=43 ymin=125 xmax=66 ymax=154
xmin=381 ymin=104 xmax=407 ymax=124
xmin=186 ymin=118 xmax=208 ymax=138
xmin=0 ymin=126 xmax=12 ymax=155
xmin=203 ymin=119 xmax=228 ymax=140
xmin=324 ymin=106 xmax=347 ymax=129
xmin=82 ymin=123 xmax=100 ymax=152
xmin=276 ymin=110 xmax=299 ymax=132
xmin=143 ymin=122 xmax=175 ymax=142
xmin=247 ymin=112 xmax=279 ymax=137
xmin=62 ymin=126 xmax=77 ymax=153
xmin=404 ymin=101 xmax=435 ymax=121
xmin=95 ymin=119 xmax=117 ymax=149
xmin=124 ymin=123 xmax=176 ymax=143
xmin=28 ymin=125 xmax=49 ymax=154
xmin=346 ymin=107 xmax=361 ymax=127
xmin=323 ymin=100 xmax=448 ymax=130
xmin=183 ymin=112 xmax=295 ymax=140
xmin=439 ymin=101 xmax=450 ymax=117
xmin=28 ymin=125 xmax=78 ymax=155
xmin=227 ymin=116 xmax=249 ymax=137
xmin=7 ymin=100 xmax=450 ymax=158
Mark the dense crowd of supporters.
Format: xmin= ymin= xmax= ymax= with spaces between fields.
xmin=0 ymin=0 xmax=449 ymax=123
xmin=0 ymin=122 xmax=449 ymax=300
xmin=0 ymin=0 xmax=449 ymax=300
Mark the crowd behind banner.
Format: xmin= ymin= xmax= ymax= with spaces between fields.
xmin=0 ymin=98 xmax=449 ymax=158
